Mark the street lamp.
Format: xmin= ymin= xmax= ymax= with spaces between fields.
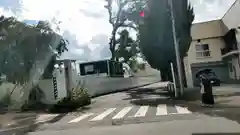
xmin=168 ymin=0 xmax=184 ymax=96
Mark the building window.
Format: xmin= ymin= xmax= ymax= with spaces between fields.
xmin=84 ymin=65 xmax=94 ymax=74
xmin=195 ymin=44 xmax=211 ymax=58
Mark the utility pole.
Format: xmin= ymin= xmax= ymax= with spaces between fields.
xmin=168 ymin=0 xmax=184 ymax=96
xmin=170 ymin=62 xmax=178 ymax=98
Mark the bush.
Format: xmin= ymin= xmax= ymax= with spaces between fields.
xmin=70 ymin=86 xmax=91 ymax=107
xmin=137 ymin=63 xmax=146 ymax=70
xmin=49 ymin=81 xmax=91 ymax=113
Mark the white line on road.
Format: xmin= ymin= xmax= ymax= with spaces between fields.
xmin=35 ymin=114 xmax=59 ymax=124
xmin=68 ymin=113 xmax=94 ymax=123
xmin=133 ymin=106 xmax=149 ymax=117
xmin=156 ymin=104 xmax=168 ymax=116
xmin=112 ymin=107 xmax=133 ymax=119
xmin=90 ymin=108 xmax=116 ymax=121
xmin=175 ymin=106 xmax=192 ymax=114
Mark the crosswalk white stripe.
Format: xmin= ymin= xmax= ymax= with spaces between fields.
xmin=133 ymin=106 xmax=149 ymax=117
xmin=156 ymin=104 xmax=168 ymax=115
xmin=68 ymin=113 xmax=94 ymax=123
xmin=112 ymin=107 xmax=133 ymax=119
xmin=35 ymin=114 xmax=59 ymax=124
xmin=175 ymin=106 xmax=192 ymax=114
xmin=90 ymin=108 xmax=116 ymax=121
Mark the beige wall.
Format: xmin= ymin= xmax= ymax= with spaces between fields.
xmin=222 ymin=0 xmax=240 ymax=29
xmin=191 ymin=20 xmax=227 ymax=40
xmin=184 ymin=37 xmax=225 ymax=87
xmin=187 ymin=37 xmax=225 ymax=64
xmin=228 ymin=57 xmax=240 ymax=80
xmin=183 ymin=57 xmax=194 ymax=88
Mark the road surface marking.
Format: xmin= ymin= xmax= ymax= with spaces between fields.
xmin=175 ymin=106 xmax=192 ymax=114
xmin=112 ymin=107 xmax=133 ymax=119
xmin=68 ymin=113 xmax=94 ymax=123
xmin=156 ymin=104 xmax=168 ymax=115
xmin=133 ymin=106 xmax=149 ymax=117
xmin=90 ymin=108 xmax=116 ymax=121
xmin=35 ymin=114 xmax=59 ymax=123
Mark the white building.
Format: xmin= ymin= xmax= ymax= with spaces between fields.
xmin=184 ymin=0 xmax=240 ymax=87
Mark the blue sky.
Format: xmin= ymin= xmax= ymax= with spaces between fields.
xmin=0 ymin=0 xmax=236 ymax=62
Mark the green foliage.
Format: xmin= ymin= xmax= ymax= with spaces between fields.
xmin=115 ymin=29 xmax=140 ymax=64
xmin=128 ymin=58 xmax=138 ymax=72
xmin=0 ymin=15 xmax=68 ymax=85
xmin=104 ymin=0 xmax=143 ymax=60
xmin=70 ymin=82 xmax=90 ymax=104
xmin=50 ymin=81 xmax=91 ymax=113
xmin=137 ymin=63 xmax=146 ymax=70
xmin=139 ymin=0 xmax=195 ymax=75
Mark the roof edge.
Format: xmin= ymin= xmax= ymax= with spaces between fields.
xmin=221 ymin=0 xmax=238 ymax=20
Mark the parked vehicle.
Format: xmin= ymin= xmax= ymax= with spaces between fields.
xmin=195 ymin=69 xmax=221 ymax=86
xmin=207 ymin=72 xmax=221 ymax=86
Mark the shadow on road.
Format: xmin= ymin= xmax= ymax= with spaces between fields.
xmin=124 ymin=87 xmax=176 ymax=106
xmin=124 ymin=87 xmax=240 ymax=125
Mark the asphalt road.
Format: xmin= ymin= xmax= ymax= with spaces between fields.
xmin=2 ymin=82 xmax=240 ymax=135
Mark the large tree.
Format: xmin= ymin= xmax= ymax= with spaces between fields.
xmin=116 ymin=29 xmax=139 ymax=64
xmin=0 ymin=15 xmax=68 ymax=85
xmin=104 ymin=0 xmax=144 ymax=61
xmin=139 ymin=0 xmax=194 ymax=81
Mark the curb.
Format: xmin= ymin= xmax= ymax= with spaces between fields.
xmin=91 ymin=81 xmax=161 ymax=98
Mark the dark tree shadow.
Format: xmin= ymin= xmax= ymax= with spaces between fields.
xmin=123 ymin=87 xmax=176 ymax=107
xmin=174 ymin=93 xmax=240 ymax=125
xmin=123 ymin=86 xmax=240 ymax=125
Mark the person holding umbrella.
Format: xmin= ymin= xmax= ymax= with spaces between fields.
xmin=198 ymin=72 xmax=215 ymax=107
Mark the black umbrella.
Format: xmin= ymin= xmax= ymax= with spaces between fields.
xmin=195 ymin=69 xmax=213 ymax=78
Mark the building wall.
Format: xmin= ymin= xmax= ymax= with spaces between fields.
xmin=191 ymin=20 xmax=227 ymax=40
xmin=228 ymin=56 xmax=240 ymax=80
xmin=222 ymin=0 xmax=240 ymax=81
xmin=183 ymin=56 xmax=194 ymax=88
xmin=222 ymin=0 xmax=240 ymax=29
xmin=188 ymin=37 xmax=225 ymax=64
xmin=184 ymin=1 xmax=240 ymax=87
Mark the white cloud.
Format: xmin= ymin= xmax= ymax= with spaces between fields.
xmin=0 ymin=0 xmax=236 ymax=62
xmin=190 ymin=0 xmax=236 ymax=23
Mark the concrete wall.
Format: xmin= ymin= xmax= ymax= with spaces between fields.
xmin=39 ymin=67 xmax=68 ymax=105
xmin=38 ymin=79 xmax=56 ymax=104
xmin=80 ymin=76 xmax=160 ymax=97
xmin=222 ymin=0 xmax=240 ymax=29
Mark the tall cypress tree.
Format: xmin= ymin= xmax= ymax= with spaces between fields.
xmin=139 ymin=0 xmax=194 ymax=81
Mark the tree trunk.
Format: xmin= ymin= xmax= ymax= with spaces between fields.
xmin=110 ymin=26 xmax=118 ymax=61
xmin=110 ymin=46 xmax=115 ymax=61
xmin=160 ymin=67 xmax=172 ymax=82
